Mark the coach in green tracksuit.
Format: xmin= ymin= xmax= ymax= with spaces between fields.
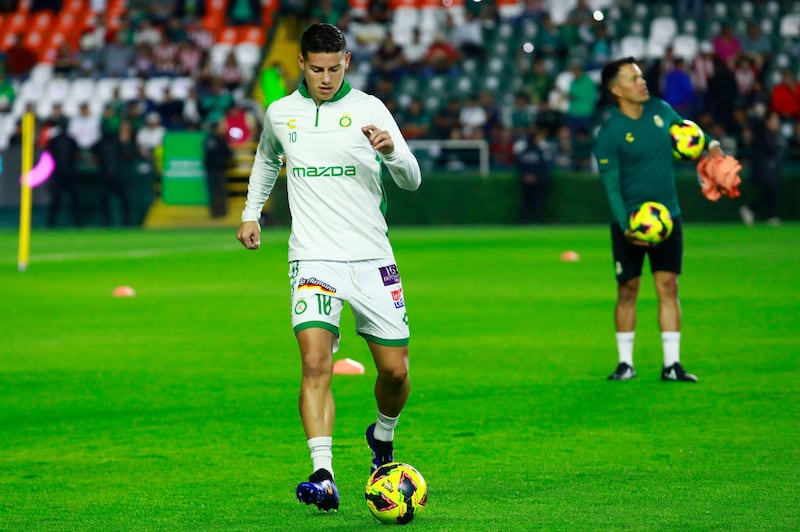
xmin=594 ymin=57 xmax=723 ymax=383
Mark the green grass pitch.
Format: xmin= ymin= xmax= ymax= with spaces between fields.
xmin=1 ymin=224 xmax=798 ymax=530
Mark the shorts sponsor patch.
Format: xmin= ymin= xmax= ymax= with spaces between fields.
xmin=298 ymin=277 xmax=337 ymax=294
xmin=391 ymin=288 xmax=405 ymax=309
xmin=379 ymin=264 xmax=400 ymax=286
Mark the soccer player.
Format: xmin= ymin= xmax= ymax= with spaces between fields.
xmin=593 ymin=57 xmax=722 ymax=383
xmin=236 ymin=23 xmax=421 ymax=511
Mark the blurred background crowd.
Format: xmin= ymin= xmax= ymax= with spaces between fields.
xmin=1 ymin=0 xmax=799 ymax=225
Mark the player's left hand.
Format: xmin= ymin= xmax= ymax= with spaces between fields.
xmin=362 ymin=125 xmax=394 ymax=155
xmin=624 ymin=229 xmax=657 ymax=247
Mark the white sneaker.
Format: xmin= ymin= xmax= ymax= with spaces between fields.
xmin=739 ymin=206 xmax=755 ymax=226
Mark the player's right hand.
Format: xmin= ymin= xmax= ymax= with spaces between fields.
xmin=237 ymin=221 xmax=261 ymax=250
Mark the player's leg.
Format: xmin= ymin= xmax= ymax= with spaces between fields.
xmin=609 ymin=224 xmax=644 ymax=380
xmin=290 ymin=261 xmax=345 ymax=510
xmin=294 ymin=327 xmax=340 ymax=511
xmin=650 ymin=219 xmax=696 ymax=382
xmin=350 ymin=260 xmax=411 ymax=471
xmin=365 ymin=342 xmax=409 ymax=472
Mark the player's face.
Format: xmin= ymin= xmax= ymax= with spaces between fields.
xmin=613 ymin=63 xmax=649 ymax=104
xmin=299 ymin=51 xmax=351 ymax=104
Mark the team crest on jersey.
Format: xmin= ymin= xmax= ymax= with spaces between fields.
xmin=625 ymin=132 xmax=634 ymax=142
xmin=339 ymin=115 xmax=352 ymax=128
xmin=294 ymin=299 xmax=308 ymax=314
xmin=653 ymin=115 xmax=664 ymax=128
xmin=287 ymin=119 xmax=297 ymax=129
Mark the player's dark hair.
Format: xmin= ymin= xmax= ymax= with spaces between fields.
xmin=300 ymin=23 xmax=347 ymax=58
xmin=600 ymin=56 xmax=638 ymax=105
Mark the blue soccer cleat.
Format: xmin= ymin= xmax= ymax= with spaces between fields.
xmin=296 ymin=469 xmax=339 ymax=512
xmin=365 ymin=423 xmax=394 ymax=474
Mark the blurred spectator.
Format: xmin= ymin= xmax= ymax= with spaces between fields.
xmin=164 ymin=15 xmax=188 ymax=42
xmin=740 ymin=111 xmax=784 ymax=226
xmin=533 ymin=100 xmax=564 ymax=139
xmin=588 ymin=24 xmax=613 ymax=70
xmin=676 ymin=0 xmax=703 ymax=20
xmin=399 ymin=98 xmax=430 ymax=140
xmin=95 ymin=120 xmax=137 ymax=226
xmin=646 ymin=46 xmax=676 ymax=97
xmin=707 ymin=57 xmax=738 ymax=130
xmin=514 ymin=0 xmax=547 ymax=27
xmin=101 ymin=32 xmax=136 ymax=77
xmin=552 ymin=125 xmax=573 ymax=170
xmin=458 ymin=93 xmax=487 ymax=139
xmin=133 ymin=19 xmax=162 ymax=47
xmin=176 ymin=40 xmax=204 ymax=77
xmin=488 ymin=124 xmax=515 ymax=168
xmin=203 ymin=119 xmax=233 ymax=218
xmin=338 ymin=13 xmax=370 ymax=64
xmin=663 ymin=58 xmax=696 ymax=117
xmin=136 ymin=112 xmax=166 ymax=160
xmin=182 ymin=86 xmax=203 ymax=127
xmin=4 ymin=35 xmax=38 ymax=78
xmin=733 ymin=55 xmax=759 ymax=105
xmin=566 ymin=61 xmax=597 ymax=136
xmin=45 ymin=117 xmax=81 ymax=228
xmin=401 ymin=28 xmax=428 ymax=74
xmin=524 ymin=58 xmax=555 ymax=106
xmin=77 ymin=32 xmax=103 ymax=78
xmin=451 ymin=10 xmax=484 ymax=59
xmin=690 ymin=42 xmax=715 ymax=116
xmin=217 ymin=52 xmax=245 ymax=92
xmin=369 ymin=34 xmax=406 ymax=89
xmin=431 ymin=97 xmax=461 ymax=139
xmin=423 ymin=33 xmax=460 ymax=78
xmin=224 ymin=101 xmax=257 ymax=146
xmin=770 ymin=68 xmax=800 ymax=120
xmin=157 ymin=87 xmax=185 ymax=130
xmin=515 ymin=126 xmax=552 ymax=224
xmin=151 ymin=33 xmax=179 ymax=76
xmin=227 ymin=0 xmax=261 ymax=25
xmin=740 ymin=21 xmax=772 ymax=72
xmin=310 ymin=0 xmax=342 ymax=25
xmin=68 ymin=102 xmax=101 ymax=150
xmin=100 ymin=102 xmax=121 ymax=135
xmin=130 ymin=84 xmax=158 ymax=118
xmin=132 ymin=43 xmax=155 ymax=77
xmin=509 ymin=92 xmax=534 ymax=137
xmin=350 ymin=13 xmax=386 ymax=57
xmin=53 ymin=42 xmax=82 ymax=77
xmin=200 ymin=78 xmax=234 ymax=123
xmin=478 ymin=90 xmax=503 ymax=138
xmin=175 ymin=0 xmax=206 ymax=20
xmin=261 ymin=62 xmax=288 ymax=108
xmin=534 ymin=14 xmax=566 ymax=61
xmin=712 ymin=23 xmax=741 ymax=68
xmin=0 ymin=70 xmax=14 ymax=114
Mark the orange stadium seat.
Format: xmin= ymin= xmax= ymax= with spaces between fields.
xmin=238 ymin=25 xmax=265 ymax=46
xmin=216 ymin=26 xmax=239 ymax=46
xmin=31 ymin=10 xmax=55 ymax=32
xmin=389 ymin=0 xmax=417 ymax=8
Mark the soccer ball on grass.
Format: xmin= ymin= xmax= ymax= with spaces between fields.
xmin=670 ymin=119 xmax=705 ymax=160
xmin=365 ymin=462 xmax=427 ymax=524
xmin=629 ymin=201 xmax=673 ymax=244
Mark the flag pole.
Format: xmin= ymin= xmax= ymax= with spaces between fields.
xmin=18 ymin=112 xmax=34 ymax=272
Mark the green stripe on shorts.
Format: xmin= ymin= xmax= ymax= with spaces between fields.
xmin=294 ymin=321 xmax=339 ymax=336
xmin=360 ymin=333 xmax=409 ymax=347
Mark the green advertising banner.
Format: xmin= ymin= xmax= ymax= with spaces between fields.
xmin=161 ymin=132 xmax=207 ymax=205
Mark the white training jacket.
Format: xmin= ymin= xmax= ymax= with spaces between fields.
xmin=242 ymin=80 xmax=422 ymax=262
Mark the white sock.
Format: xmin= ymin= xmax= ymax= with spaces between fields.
xmin=662 ymin=331 xmax=681 ymax=368
xmin=616 ymin=332 xmax=635 ymax=366
xmin=308 ymin=436 xmax=333 ymax=478
xmin=373 ymin=411 xmax=399 ymax=442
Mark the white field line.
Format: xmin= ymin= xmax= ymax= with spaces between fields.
xmin=22 ymin=242 xmax=242 ymax=263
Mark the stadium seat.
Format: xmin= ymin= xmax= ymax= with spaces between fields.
xmin=44 ymin=77 xmax=70 ymax=102
xmin=119 ymin=77 xmax=142 ymax=101
xmin=95 ymin=77 xmax=120 ymax=102
xmin=68 ymin=77 xmax=96 ymax=101
xmin=210 ymin=43 xmax=233 ymax=70
xmin=649 ymin=16 xmax=678 ymax=49
xmin=619 ymin=35 xmax=646 ymax=59
xmin=234 ymin=43 xmax=261 ymax=79
xmin=170 ymin=77 xmax=194 ymax=99
xmin=672 ymin=34 xmax=699 ymax=60
xmin=779 ymin=13 xmax=800 ymax=37
xmin=391 ymin=6 xmax=418 ymax=47
xmin=145 ymin=77 xmax=171 ymax=103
